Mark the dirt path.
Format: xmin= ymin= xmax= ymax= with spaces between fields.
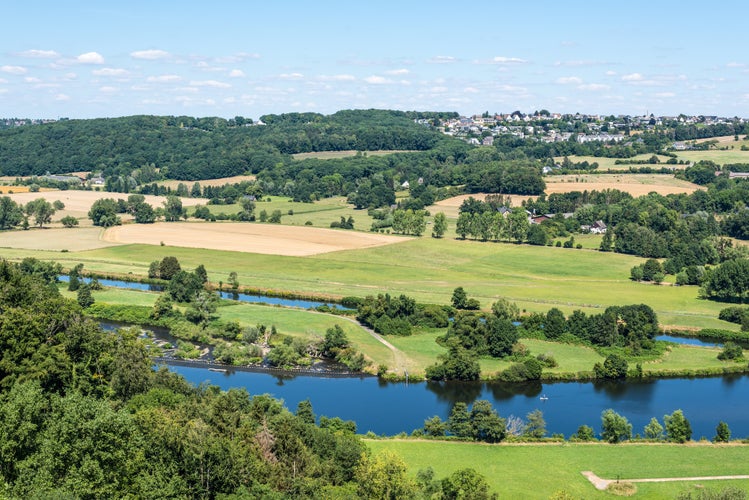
xmin=582 ymin=471 xmax=749 ymax=490
xmin=338 ymin=315 xmax=410 ymax=374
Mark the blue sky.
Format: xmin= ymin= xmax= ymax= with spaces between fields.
xmin=2 ymin=1 xmax=748 ymax=119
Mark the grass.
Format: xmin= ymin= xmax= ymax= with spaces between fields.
xmin=553 ymin=154 xmax=679 ymax=171
xmin=1 ymin=235 xmax=736 ymax=332
xmin=366 ymin=439 xmax=749 ymax=499
xmin=192 ymin=195 xmax=382 ymax=231
xmin=64 ymin=281 xmax=741 ymax=377
xmin=676 ymin=149 xmax=749 ymax=166
xmin=643 ymin=344 xmax=730 ymax=373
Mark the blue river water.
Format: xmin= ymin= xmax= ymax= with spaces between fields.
xmin=60 ymin=275 xmax=351 ymax=310
xmin=168 ymin=364 xmax=749 ymax=440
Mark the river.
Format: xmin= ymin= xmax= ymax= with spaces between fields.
xmin=88 ymin=276 xmax=746 ymax=440
xmin=166 ymin=364 xmax=749 ymax=440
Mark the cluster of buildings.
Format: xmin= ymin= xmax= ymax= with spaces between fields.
xmin=436 ymin=112 xmax=746 ymax=145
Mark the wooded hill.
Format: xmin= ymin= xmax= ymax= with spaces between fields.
xmin=0 ymin=110 xmax=458 ymax=180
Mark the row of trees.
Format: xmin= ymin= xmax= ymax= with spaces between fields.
xmin=0 ymin=196 xmax=64 ymax=229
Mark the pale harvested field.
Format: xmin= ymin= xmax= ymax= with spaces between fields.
xmin=102 ymin=222 xmax=407 ymax=256
xmin=545 ymin=174 xmax=703 ymax=196
xmin=0 ymin=227 xmax=121 ymax=251
xmin=157 ymin=175 xmax=257 ymax=190
xmin=3 ymin=190 xmax=204 ymax=219
xmin=0 ymin=186 xmax=56 ymax=194
xmin=431 ymin=193 xmax=529 ymax=218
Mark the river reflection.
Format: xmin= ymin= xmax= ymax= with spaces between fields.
xmin=168 ymin=364 xmax=749 ymax=439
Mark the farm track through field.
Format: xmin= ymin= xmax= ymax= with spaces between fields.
xmin=582 ymin=471 xmax=749 ymax=491
xmin=336 ymin=315 xmax=409 ymax=373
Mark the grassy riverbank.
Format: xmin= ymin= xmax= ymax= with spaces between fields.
xmin=366 ymin=439 xmax=749 ymax=498
xmin=66 ymin=284 xmax=749 ymax=380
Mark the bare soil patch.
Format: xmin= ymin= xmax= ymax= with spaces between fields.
xmin=3 ymin=190 xmax=204 ymax=219
xmin=102 ymin=222 xmax=406 ymax=256
xmin=0 ymin=227 xmax=121 ymax=251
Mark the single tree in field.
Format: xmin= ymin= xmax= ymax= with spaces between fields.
xmin=601 ymin=409 xmax=632 ymax=443
xmin=158 ymin=256 xmax=181 ymax=281
xmin=664 ymin=409 xmax=692 ymax=443
xmin=25 ymin=198 xmax=55 ymax=227
xmin=714 ymin=421 xmax=731 ymax=443
xmin=61 ymin=215 xmax=78 ymax=228
xmin=432 ymin=212 xmax=447 ymax=238
xmin=162 ymin=195 xmax=184 ymax=222
xmin=77 ymin=283 xmax=94 ymax=308
xmin=523 ymin=409 xmax=546 ymax=439
xmin=644 ymin=417 xmax=664 ymax=440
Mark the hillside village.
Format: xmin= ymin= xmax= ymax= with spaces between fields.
xmin=431 ymin=112 xmax=747 ymax=146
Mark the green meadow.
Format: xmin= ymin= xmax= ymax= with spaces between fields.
xmin=553 ymin=154 xmax=679 ymax=171
xmin=55 ymin=280 xmax=742 ymax=376
xmin=5 ymin=234 xmax=736 ymax=332
xmin=194 ymin=195 xmax=383 ymax=231
xmin=367 ymin=439 xmax=749 ymax=499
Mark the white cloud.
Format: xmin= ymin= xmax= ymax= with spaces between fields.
xmin=364 ymin=76 xmax=392 ymax=84
xmin=491 ymin=56 xmax=527 ymax=64
xmin=386 ymin=68 xmax=409 ymax=75
xmin=727 ymin=62 xmax=745 ymax=68
xmin=228 ymin=69 xmax=245 ymax=78
xmin=0 ymin=78 xmax=7 ymax=84
xmin=464 ymin=87 xmax=479 ymax=93
xmin=605 ymin=70 xmax=617 ymax=76
xmin=147 ymin=74 xmax=182 ymax=83
xmin=578 ymin=83 xmax=610 ymax=91
xmin=279 ymin=72 xmax=304 ymax=80
xmin=319 ymin=74 xmax=356 ymax=81
xmin=24 ymin=76 xmax=41 ymax=83
xmin=428 ymin=56 xmax=456 ymax=64
xmin=622 ymin=73 xmax=643 ymax=81
xmin=189 ymin=80 xmax=231 ymax=88
xmin=77 ymin=52 xmax=105 ymax=64
xmin=99 ymin=86 xmax=118 ymax=93
xmin=556 ymin=76 xmax=582 ymax=85
xmin=55 ymin=93 xmax=70 ymax=101
xmin=131 ymin=49 xmax=170 ymax=60
xmin=655 ymin=92 xmax=675 ymax=98
xmin=92 ymin=67 xmax=129 ymax=76
xmin=216 ymin=52 xmax=260 ymax=63
xmin=18 ymin=49 xmax=60 ymax=59
xmin=1 ymin=65 xmax=27 ymax=75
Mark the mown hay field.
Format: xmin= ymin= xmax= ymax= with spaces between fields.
xmin=3 ymin=190 xmax=205 ymax=220
xmin=101 ymin=221 xmax=405 ymax=256
xmin=544 ymin=173 xmax=703 ymax=197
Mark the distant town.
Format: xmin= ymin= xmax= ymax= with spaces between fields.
xmin=428 ymin=112 xmax=747 ymax=146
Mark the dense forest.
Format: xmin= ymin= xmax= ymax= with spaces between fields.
xmin=0 ymin=260 xmax=501 ymax=498
xmin=0 ymin=110 xmax=456 ymax=179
